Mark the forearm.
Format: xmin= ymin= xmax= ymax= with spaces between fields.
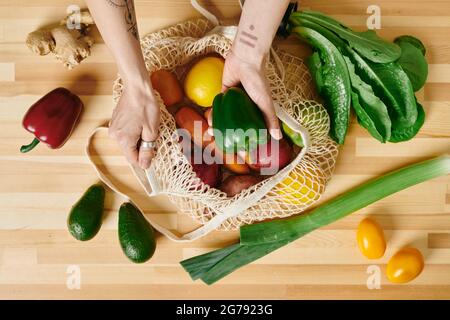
xmin=86 ymin=0 xmax=149 ymax=86
xmin=233 ymin=0 xmax=290 ymax=65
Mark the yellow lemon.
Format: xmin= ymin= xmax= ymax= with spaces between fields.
xmin=184 ymin=57 xmax=224 ymax=107
xmin=274 ymin=164 xmax=325 ymax=205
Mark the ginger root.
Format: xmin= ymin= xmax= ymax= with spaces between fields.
xmin=26 ymin=10 xmax=95 ymax=70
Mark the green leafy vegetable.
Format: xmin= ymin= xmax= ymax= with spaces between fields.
xmin=344 ymin=56 xmax=391 ymax=142
xmin=181 ymin=156 xmax=450 ymax=284
xmin=394 ymin=38 xmax=428 ymax=92
xmin=351 ymin=92 xmax=384 ymax=142
xmin=306 ymin=51 xmax=324 ymax=93
xmin=291 ymin=14 xmax=420 ymax=142
xmin=291 ymin=11 xmax=401 ymax=63
xmin=365 ymin=60 xmax=418 ymax=134
xmin=291 ymin=26 xmax=351 ymax=144
xmin=395 ymin=35 xmax=426 ymax=55
xmin=390 ymin=100 xmax=425 ymax=143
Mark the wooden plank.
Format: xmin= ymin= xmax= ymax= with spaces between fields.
xmin=429 ymin=233 xmax=450 ymax=249
xmin=0 ymin=0 xmax=449 ymax=300
xmin=1 ymin=283 xmax=449 ymax=300
xmin=0 ymin=62 xmax=14 ymax=81
xmin=2 ymin=263 xmax=449 ymax=285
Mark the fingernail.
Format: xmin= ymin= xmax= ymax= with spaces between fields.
xmin=270 ymin=128 xmax=283 ymax=140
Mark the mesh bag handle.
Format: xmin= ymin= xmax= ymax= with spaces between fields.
xmin=86 ymin=126 xmax=238 ymax=242
xmin=86 ymin=101 xmax=311 ymax=240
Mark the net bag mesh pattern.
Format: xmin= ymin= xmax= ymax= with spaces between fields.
xmin=112 ymin=19 xmax=339 ymax=230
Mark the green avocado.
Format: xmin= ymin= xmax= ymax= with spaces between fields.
xmin=68 ymin=183 xmax=105 ymax=241
xmin=118 ymin=202 xmax=156 ymax=263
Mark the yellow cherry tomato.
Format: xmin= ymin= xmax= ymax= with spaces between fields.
xmin=356 ymin=218 xmax=386 ymax=259
xmin=386 ymin=247 xmax=424 ymax=284
xmin=184 ymin=57 xmax=224 ymax=107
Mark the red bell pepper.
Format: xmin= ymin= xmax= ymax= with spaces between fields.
xmin=21 ymin=87 xmax=83 ymax=153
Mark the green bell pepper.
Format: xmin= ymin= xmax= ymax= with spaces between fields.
xmin=212 ymin=87 xmax=268 ymax=154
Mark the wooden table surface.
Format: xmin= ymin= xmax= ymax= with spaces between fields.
xmin=0 ymin=0 xmax=449 ymax=300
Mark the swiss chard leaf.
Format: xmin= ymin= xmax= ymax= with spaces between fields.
xmin=344 ymin=56 xmax=391 ymax=142
xmin=291 ymin=11 xmax=401 ymax=63
xmin=395 ymin=39 xmax=428 ymax=92
xmin=292 ymin=26 xmax=351 ymax=144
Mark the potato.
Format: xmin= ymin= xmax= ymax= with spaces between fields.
xmin=191 ymin=161 xmax=222 ymax=188
xmin=220 ymin=175 xmax=263 ymax=197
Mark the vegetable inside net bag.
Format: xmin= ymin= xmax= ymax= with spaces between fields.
xmin=86 ymin=15 xmax=339 ymax=242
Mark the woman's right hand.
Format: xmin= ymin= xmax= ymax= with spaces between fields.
xmin=109 ymin=80 xmax=160 ymax=170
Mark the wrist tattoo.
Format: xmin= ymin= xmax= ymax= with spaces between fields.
xmin=238 ymin=25 xmax=258 ymax=48
xmin=106 ymin=0 xmax=139 ymax=40
xmin=106 ymin=0 xmax=125 ymax=8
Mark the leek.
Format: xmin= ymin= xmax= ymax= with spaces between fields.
xmin=180 ymin=155 xmax=450 ymax=285
xmin=181 ymin=243 xmax=241 ymax=280
xmin=181 ymin=241 xmax=289 ymax=285
xmin=241 ymin=154 xmax=450 ymax=245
